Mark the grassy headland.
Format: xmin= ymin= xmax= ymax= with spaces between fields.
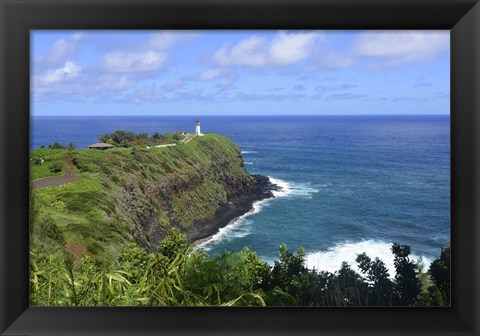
xmin=31 ymin=133 xmax=276 ymax=262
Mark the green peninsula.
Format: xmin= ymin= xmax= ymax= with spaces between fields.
xmin=31 ymin=133 xmax=276 ymax=261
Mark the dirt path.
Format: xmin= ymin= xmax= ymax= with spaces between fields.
xmin=154 ymin=134 xmax=196 ymax=148
xmin=181 ymin=134 xmax=195 ymax=144
xmin=65 ymin=242 xmax=92 ymax=260
xmin=32 ymin=156 xmax=79 ymax=190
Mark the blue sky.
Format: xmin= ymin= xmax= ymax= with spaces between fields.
xmin=31 ymin=30 xmax=450 ymax=116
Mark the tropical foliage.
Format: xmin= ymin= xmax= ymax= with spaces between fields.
xmin=30 ymin=227 xmax=450 ymax=307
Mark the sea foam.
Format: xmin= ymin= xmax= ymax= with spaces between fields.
xmin=305 ymin=240 xmax=432 ymax=276
xmin=196 ymin=197 xmax=273 ymax=251
xmin=197 ymin=177 xmax=290 ymax=250
xmin=197 ymin=177 xmax=322 ymax=251
xmin=269 ymin=177 xmax=320 ymax=198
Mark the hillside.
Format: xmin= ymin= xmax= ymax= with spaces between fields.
xmin=30 ymin=134 xmax=277 ymax=261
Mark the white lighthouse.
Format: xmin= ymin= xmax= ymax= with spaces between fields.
xmin=195 ymin=118 xmax=203 ymax=136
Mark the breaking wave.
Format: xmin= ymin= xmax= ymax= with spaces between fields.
xmin=305 ymin=240 xmax=432 ymax=276
xmin=196 ymin=197 xmax=272 ymax=251
xmin=197 ymin=177 xmax=320 ymax=250
xmin=269 ymin=177 xmax=320 ymax=198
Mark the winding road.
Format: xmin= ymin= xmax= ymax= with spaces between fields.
xmin=32 ymin=157 xmax=79 ymax=190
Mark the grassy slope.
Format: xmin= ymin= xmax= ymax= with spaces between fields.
xmin=31 ymin=148 xmax=68 ymax=180
xmin=31 ymin=134 xmax=253 ymax=261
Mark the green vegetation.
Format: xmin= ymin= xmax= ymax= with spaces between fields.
xmin=48 ymin=161 xmax=63 ymax=173
xmin=48 ymin=141 xmax=76 ymax=150
xmin=98 ymin=130 xmax=177 ymax=147
xmin=99 ymin=130 xmax=148 ymax=147
xmin=32 ymin=157 xmax=44 ymax=165
xmin=30 ymin=227 xmax=450 ymax=306
xmin=163 ymin=132 xmax=186 ymax=143
xmin=31 ymin=134 xmax=256 ymax=263
xmin=151 ymin=131 xmax=162 ymax=140
xmin=426 ymin=246 xmax=450 ymax=304
xmin=31 ymin=148 xmax=68 ymax=180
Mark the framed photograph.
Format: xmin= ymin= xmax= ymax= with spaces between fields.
xmin=1 ymin=0 xmax=479 ymax=335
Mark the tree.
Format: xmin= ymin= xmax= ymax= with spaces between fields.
xmin=428 ymin=246 xmax=450 ymax=304
xmin=137 ymin=133 xmax=148 ymax=140
xmin=356 ymin=253 xmax=393 ymax=305
xmin=65 ymin=142 xmax=76 ymax=150
xmin=99 ymin=130 xmax=150 ymax=146
xmin=151 ymin=132 xmax=162 ymax=140
xmin=391 ymin=244 xmax=422 ymax=305
xmin=48 ymin=161 xmax=63 ymax=173
xmin=157 ymin=227 xmax=190 ymax=260
xmin=48 ymin=141 xmax=65 ymax=149
xmin=333 ymin=262 xmax=368 ymax=306
xmin=269 ymin=244 xmax=306 ymax=289
xmin=261 ymin=244 xmax=307 ymax=305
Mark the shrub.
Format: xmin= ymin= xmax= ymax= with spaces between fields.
xmin=48 ymin=161 xmax=63 ymax=173
xmin=65 ymin=142 xmax=76 ymax=150
xmin=428 ymin=246 xmax=450 ymax=304
xmin=48 ymin=141 xmax=66 ymax=149
xmin=32 ymin=157 xmax=43 ymax=165
xmin=151 ymin=132 xmax=163 ymax=140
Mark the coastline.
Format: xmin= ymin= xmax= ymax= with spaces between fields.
xmin=189 ymin=175 xmax=282 ymax=245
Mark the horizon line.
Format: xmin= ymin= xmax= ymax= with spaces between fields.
xmin=32 ymin=113 xmax=451 ymax=117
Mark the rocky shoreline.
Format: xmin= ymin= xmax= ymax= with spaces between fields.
xmin=188 ymin=175 xmax=282 ymax=244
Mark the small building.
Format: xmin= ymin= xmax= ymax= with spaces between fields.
xmin=87 ymin=142 xmax=114 ymax=150
xmin=195 ymin=118 xmax=203 ymax=136
xmin=177 ymin=131 xmax=189 ymax=135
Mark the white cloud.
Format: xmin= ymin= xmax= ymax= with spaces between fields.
xmin=213 ymin=32 xmax=323 ymax=67
xmin=352 ymin=31 xmax=449 ymax=69
xmin=33 ymin=31 xmax=201 ymax=103
xmin=270 ymin=32 xmax=319 ymax=65
xmin=214 ymin=32 xmax=322 ymax=67
xmin=314 ymin=52 xmax=355 ymax=69
xmin=71 ymin=31 xmax=85 ymax=41
xmin=163 ymin=79 xmax=185 ymax=92
xmin=197 ymin=69 xmax=238 ymax=88
xmin=148 ymin=31 xmax=198 ymax=50
xmin=213 ymin=30 xmax=448 ymax=71
xmin=109 ymin=75 xmax=132 ymax=90
xmin=41 ymin=39 xmax=77 ymax=64
xmin=101 ymin=31 xmax=199 ymax=74
xmin=199 ymin=69 xmax=223 ymax=80
xmin=41 ymin=61 xmax=81 ymax=84
xmin=148 ymin=32 xmax=180 ymax=50
xmin=214 ymin=36 xmax=268 ymax=67
xmin=103 ymin=51 xmax=167 ymax=72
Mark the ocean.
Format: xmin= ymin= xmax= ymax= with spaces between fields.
xmin=32 ymin=115 xmax=450 ymax=274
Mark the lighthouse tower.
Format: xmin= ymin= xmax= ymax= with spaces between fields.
xmin=195 ymin=118 xmax=203 ymax=136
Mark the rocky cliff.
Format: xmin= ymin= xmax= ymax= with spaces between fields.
xmin=31 ymin=134 xmax=277 ymax=258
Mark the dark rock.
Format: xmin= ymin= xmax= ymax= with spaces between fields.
xmin=187 ymin=174 xmax=282 ymax=243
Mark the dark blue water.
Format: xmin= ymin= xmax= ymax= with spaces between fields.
xmin=32 ymin=115 xmax=450 ymax=272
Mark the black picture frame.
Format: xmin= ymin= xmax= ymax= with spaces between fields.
xmin=1 ymin=0 xmax=479 ymax=335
